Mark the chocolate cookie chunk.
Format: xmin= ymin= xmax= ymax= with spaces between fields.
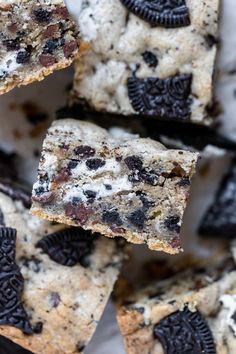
xmin=37 ymin=228 xmax=97 ymax=267
xmin=0 ymin=227 xmax=33 ymax=334
xmin=120 ymin=0 xmax=190 ymax=28
xmin=154 ymin=307 xmax=215 ymax=354
xmin=127 ymin=74 xmax=192 ymax=120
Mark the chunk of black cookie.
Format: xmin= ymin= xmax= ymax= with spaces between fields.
xmin=36 ymin=228 xmax=97 ymax=267
xmin=199 ymin=158 xmax=236 ymax=238
xmin=120 ymin=0 xmax=190 ymax=28
xmin=142 ymin=51 xmax=158 ymax=68
xmin=127 ymin=74 xmax=192 ymax=121
xmin=0 ymin=227 xmax=33 ymax=334
xmin=0 ymin=179 xmax=31 ymax=209
xmin=153 ymin=307 xmax=216 ymax=354
xmin=0 ymin=227 xmax=17 ymax=261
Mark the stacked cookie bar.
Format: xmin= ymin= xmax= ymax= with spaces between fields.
xmin=31 ymin=119 xmax=198 ymax=254
xmin=0 ymin=0 xmax=79 ymax=94
xmin=71 ymin=0 xmax=220 ymax=124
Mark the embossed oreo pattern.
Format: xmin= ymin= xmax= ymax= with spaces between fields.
xmin=120 ymin=0 xmax=190 ymax=28
xmin=153 ymin=307 xmax=216 ymax=354
xmin=37 ymin=228 xmax=97 ymax=267
xmin=0 ymin=227 xmax=33 ymax=334
xmin=0 ymin=180 xmax=31 ymax=209
xmin=128 ymin=74 xmax=192 ymax=120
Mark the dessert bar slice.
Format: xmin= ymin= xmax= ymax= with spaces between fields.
xmin=0 ymin=180 xmax=124 ymax=353
xmin=117 ymin=256 xmax=236 ymax=354
xmin=0 ymin=0 xmax=79 ymax=95
xmin=71 ymin=0 xmax=219 ymax=124
xmin=199 ymin=157 xmax=236 ymax=238
xmin=31 ymin=119 xmax=198 ymax=254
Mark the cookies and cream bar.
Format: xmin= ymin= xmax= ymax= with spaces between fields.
xmin=71 ymin=0 xmax=219 ymax=124
xmin=31 ymin=119 xmax=198 ymax=254
xmin=0 ymin=180 xmax=124 ymax=353
xmin=0 ymin=0 xmax=79 ymax=95
xmin=117 ymin=256 xmax=236 ymax=354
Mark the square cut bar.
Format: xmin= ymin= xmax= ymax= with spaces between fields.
xmin=0 ymin=180 xmax=124 ymax=354
xmin=71 ymin=0 xmax=219 ymax=124
xmin=31 ymin=119 xmax=198 ymax=254
xmin=117 ymin=256 xmax=236 ymax=354
xmin=0 ymin=0 xmax=79 ymax=95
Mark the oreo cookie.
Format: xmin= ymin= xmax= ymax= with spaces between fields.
xmin=153 ymin=307 xmax=215 ymax=354
xmin=36 ymin=228 xmax=97 ymax=267
xmin=127 ymin=74 xmax=192 ymax=121
xmin=0 ymin=227 xmax=33 ymax=334
xmin=120 ymin=0 xmax=190 ymax=28
xmin=0 ymin=179 xmax=31 ymax=209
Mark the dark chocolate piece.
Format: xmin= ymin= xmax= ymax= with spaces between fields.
xmin=0 ymin=227 xmax=33 ymax=334
xmin=74 ymin=145 xmax=95 ymax=158
xmin=102 ymin=210 xmax=123 ymax=226
xmin=142 ymin=51 xmax=158 ymax=68
xmin=128 ymin=74 xmax=192 ymax=121
xmin=127 ymin=209 xmax=146 ymax=229
xmin=120 ymin=0 xmax=190 ymax=28
xmin=36 ymin=228 xmax=97 ymax=267
xmin=199 ymin=158 xmax=236 ymax=238
xmin=153 ymin=307 xmax=216 ymax=354
xmin=0 ymin=179 xmax=31 ymax=209
xmin=164 ymin=215 xmax=180 ymax=233
xmin=33 ymin=8 xmax=52 ymax=23
xmin=85 ymin=158 xmax=106 ymax=170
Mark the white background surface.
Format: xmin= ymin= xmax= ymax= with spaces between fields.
xmin=0 ymin=1 xmax=236 ymax=353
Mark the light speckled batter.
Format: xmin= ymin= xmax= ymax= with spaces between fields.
xmin=0 ymin=184 xmax=124 ymax=354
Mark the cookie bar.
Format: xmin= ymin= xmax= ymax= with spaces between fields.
xmin=199 ymin=158 xmax=236 ymax=238
xmin=0 ymin=179 xmax=124 ymax=353
xmin=31 ymin=119 xmax=198 ymax=254
xmin=71 ymin=0 xmax=219 ymax=124
xmin=0 ymin=0 xmax=79 ymax=95
xmin=117 ymin=256 xmax=236 ymax=354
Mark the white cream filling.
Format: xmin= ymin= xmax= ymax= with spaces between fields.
xmin=0 ymin=52 xmax=22 ymax=76
xmin=64 ymin=175 xmax=133 ymax=202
